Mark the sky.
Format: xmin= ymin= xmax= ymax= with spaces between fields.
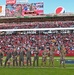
xmin=29 ymin=0 xmax=74 ymax=14
xmin=0 ymin=0 xmax=74 ymax=14
xmin=0 ymin=0 xmax=6 ymax=5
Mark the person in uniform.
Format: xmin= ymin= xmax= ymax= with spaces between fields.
xmin=59 ymin=44 xmax=66 ymax=68
xmin=4 ymin=49 xmax=12 ymax=67
xmin=41 ymin=47 xmax=48 ymax=66
xmin=49 ymin=43 xmax=55 ymax=67
xmin=19 ymin=47 xmax=25 ymax=66
xmin=26 ymin=47 xmax=31 ymax=66
xmin=0 ymin=50 xmax=3 ymax=66
xmin=12 ymin=48 xmax=18 ymax=66
xmin=33 ymin=47 xmax=39 ymax=66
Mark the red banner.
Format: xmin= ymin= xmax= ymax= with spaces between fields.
xmin=6 ymin=0 xmax=16 ymax=4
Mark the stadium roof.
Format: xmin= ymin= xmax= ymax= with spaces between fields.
xmin=0 ymin=14 xmax=74 ymax=23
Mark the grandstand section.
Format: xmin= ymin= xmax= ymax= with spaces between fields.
xmin=0 ymin=16 xmax=74 ymax=23
xmin=0 ymin=13 xmax=74 ymax=56
xmin=0 ymin=28 xmax=74 ymax=56
xmin=0 ymin=3 xmax=74 ymax=56
xmin=0 ymin=15 xmax=74 ymax=29
xmin=0 ymin=21 xmax=74 ymax=29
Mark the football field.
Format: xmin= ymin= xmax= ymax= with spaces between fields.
xmin=0 ymin=57 xmax=74 ymax=75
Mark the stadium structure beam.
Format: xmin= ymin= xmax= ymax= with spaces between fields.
xmin=0 ymin=28 xmax=74 ymax=32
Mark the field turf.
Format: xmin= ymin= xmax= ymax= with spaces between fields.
xmin=0 ymin=67 xmax=74 ymax=75
xmin=0 ymin=57 xmax=74 ymax=75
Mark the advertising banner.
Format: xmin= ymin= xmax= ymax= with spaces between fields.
xmin=0 ymin=0 xmax=6 ymax=16
xmin=0 ymin=5 xmax=5 ymax=16
xmin=6 ymin=0 xmax=16 ymax=4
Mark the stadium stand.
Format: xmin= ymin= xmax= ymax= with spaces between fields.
xmin=0 ymin=21 xmax=74 ymax=29
xmin=0 ymin=30 xmax=74 ymax=56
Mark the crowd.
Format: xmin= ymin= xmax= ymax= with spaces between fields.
xmin=0 ymin=41 xmax=66 ymax=67
xmin=0 ymin=21 xmax=74 ymax=29
xmin=0 ymin=20 xmax=74 ymax=67
xmin=0 ymin=32 xmax=74 ymax=53
xmin=0 ymin=30 xmax=74 ymax=67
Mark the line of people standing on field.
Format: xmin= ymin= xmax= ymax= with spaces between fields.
xmin=0 ymin=43 xmax=66 ymax=68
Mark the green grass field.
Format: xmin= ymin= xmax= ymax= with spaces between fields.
xmin=0 ymin=57 xmax=74 ymax=75
xmin=0 ymin=68 xmax=74 ymax=75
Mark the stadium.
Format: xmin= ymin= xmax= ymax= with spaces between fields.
xmin=0 ymin=0 xmax=74 ymax=75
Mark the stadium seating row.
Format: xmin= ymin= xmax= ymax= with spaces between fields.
xmin=0 ymin=21 xmax=74 ymax=29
